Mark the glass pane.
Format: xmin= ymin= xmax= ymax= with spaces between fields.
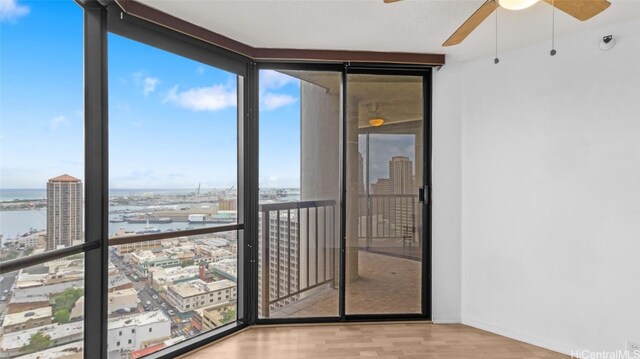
xmin=108 ymin=34 xmax=238 ymax=238
xmin=0 ymin=254 xmax=84 ymax=357
xmin=107 ymin=32 xmax=240 ymax=357
xmin=258 ymin=70 xmax=342 ymax=319
xmin=346 ymin=74 xmax=424 ymax=315
xmin=1 ymin=0 xmax=84 ymax=260
xmin=108 ymin=231 xmax=238 ymax=357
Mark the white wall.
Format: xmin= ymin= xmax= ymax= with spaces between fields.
xmin=432 ymin=63 xmax=463 ymax=324
xmin=434 ymin=17 xmax=640 ymax=354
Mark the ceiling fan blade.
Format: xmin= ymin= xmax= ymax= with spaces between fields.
xmin=443 ymin=0 xmax=499 ymax=47
xmin=383 ymin=0 xmax=403 ymax=3
xmin=543 ymin=0 xmax=611 ymax=21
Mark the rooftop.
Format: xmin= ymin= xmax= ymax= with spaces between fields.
xmin=108 ymin=310 xmax=170 ymax=330
xmin=2 ymin=307 xmax=52 ymax=327
xmin=48 ymin=174 xmax=82 ymax=182
xmin=169 ymin=279 xmax=236 ymax=299
xmin=0 ymin=322 xmax=83 ymax=350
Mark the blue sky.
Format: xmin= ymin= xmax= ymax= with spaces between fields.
xmin=0 ymin=0 xmax=302 ymax=189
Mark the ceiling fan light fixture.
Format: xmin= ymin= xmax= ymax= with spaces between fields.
xmin=369 ymin=118 xmax=385 ymax=127
xmin=498 ymin=0 xmax=539 ymax=10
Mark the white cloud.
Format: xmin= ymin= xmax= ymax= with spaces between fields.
xmin=164 ymin=84 xmax=236 ymax=112
xmin=50 ymin=115 xmax=69 ymax=131
xmin=260 ymin=70 xmax=296 ymax=91
xmin=143 ymin=76 xmax=160 ymax=96
xmin=262 ymin=93 xmax=297 ymax=111
xmin=0 ymin=0 xmax=29 ymax=22
xmin=131 ymin=71 xmax=160 ymax=96
xmin=258 ymin=70 xmax=298 ymax=111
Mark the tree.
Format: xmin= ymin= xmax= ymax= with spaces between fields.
xmin=54 ymin=308 xmax=71 ymax=324
xmin=20 ymin=333 xmax=51 ymax=354
xmin=51 ymin=287 xmax=83 ymax=322
xmin=222 ymin=309 xmax=236 ymax=324
xmin=181 ymin=259 xmax=195 ymax=267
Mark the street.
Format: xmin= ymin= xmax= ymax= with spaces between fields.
xmin=108 ymin=251 xmax=199 ymax=339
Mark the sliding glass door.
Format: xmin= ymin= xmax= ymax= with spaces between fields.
xmin=345 ymin=71 xmax=427 ymax=316
xmin=256 ymin=67 xmax=430 ymax=321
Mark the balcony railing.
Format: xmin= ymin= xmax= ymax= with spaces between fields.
xmin=359 ymin=194 xmax=421 ymax=259
xmin=259 ymin=200 xmax=336 ymax=317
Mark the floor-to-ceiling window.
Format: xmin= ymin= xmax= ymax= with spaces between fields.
xmin=0 ymin=1 xmax=86 ymax=357
xmin=104 ymin=9 xmax=249 ymax=358
xmin=105 ymin=33 xmax=242 ymax=358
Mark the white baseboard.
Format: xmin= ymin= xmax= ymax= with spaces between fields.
xmin=462 ymin=317 xmax=573 ymax=356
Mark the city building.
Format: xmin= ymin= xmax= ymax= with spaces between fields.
xmin=148 ymin=265 xmax=200 ymax=293
xmin=112 ymin=228 xmax=163 ymax=256
xmin=46 ymin=174 xmax=83 ymax=250
xmin=166 ymin=279 xmax=237 ymax=313
xmin=128 ymin=250 xmax=181 ymax=278
xmin=217 ymin=198 xmax=237 ymax=211
xmin=107 ymin=288 xmax=140 ymax=312
xmin=14 ymin=231 xmax=45 ymax=249
xmin=0 ymin=322 xmax=83 ymax=358
xmin=2 ymin=307 xmax=52 ymax=334
xmin=191 ymin=303 xmax=236 ymax=332
xmin=258 ymin=211 xmax=302 ymax=315
xmin=107 ymin=311 xmax=171 ymax=359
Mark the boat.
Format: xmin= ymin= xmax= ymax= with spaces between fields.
xmin=127 ymin=217 xmax=172 ymax=224
xmin=135 ymin=219 xmax=163 ymax=234
xmin=109 ymin=216 xmax=125 ymax=223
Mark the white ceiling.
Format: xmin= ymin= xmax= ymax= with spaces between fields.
xmin=136 ymin=0 xmax=640 ymax=63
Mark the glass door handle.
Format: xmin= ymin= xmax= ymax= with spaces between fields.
xmin=418 ymin=185 xmax=430 ymax=204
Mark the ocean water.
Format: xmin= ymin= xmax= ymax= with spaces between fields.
xmin=0 ymin=189 xmax=47 ymax=201
xmin=0 ymin=209 xmax=47 ymax=239
xmin=0 ymin=188 xmax=295 ymax=240
xmin=0 ymin=189 xmax=197 ymax=240
xmin=0 ymin=209 xmax=226 ymax=241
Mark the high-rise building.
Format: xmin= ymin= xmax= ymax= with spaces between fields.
xmin=389 ymin=156 xmax=414 ymax=194
xmin=370 ymin=156 xmax=415 ymax=195
xmin=368 ymin=157 xmax=416 ymax=240
xmin=258 ymin=212 xmax=301 ymax=316
xmin=47 ymin=174 xmax=83 ymax=250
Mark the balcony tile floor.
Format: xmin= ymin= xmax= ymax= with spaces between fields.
xmin=271 ymin=250 xmax=421 ymax=318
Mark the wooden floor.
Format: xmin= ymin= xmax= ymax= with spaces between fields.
xmin=182 ymin=323 xmax=568 ymax=359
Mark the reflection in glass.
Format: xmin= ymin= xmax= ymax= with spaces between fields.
xmin=346 ymin=74 xmax=424 ymax=315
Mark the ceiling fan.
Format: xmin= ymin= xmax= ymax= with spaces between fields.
xmin=384 ymin=0 xmax=611 ymax=47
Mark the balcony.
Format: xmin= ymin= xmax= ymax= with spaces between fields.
xmin=259 ymin=195 xmax=422 ymax=319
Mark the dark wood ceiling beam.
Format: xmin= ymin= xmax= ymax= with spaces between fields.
xmin=113 ymin=0 xmax=445 ymax=66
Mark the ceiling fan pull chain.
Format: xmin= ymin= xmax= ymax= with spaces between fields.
xmin=494 ymin=5 xmax=500 ymax=64
xmin=550 ymin=0 xmax=557 ymax=56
